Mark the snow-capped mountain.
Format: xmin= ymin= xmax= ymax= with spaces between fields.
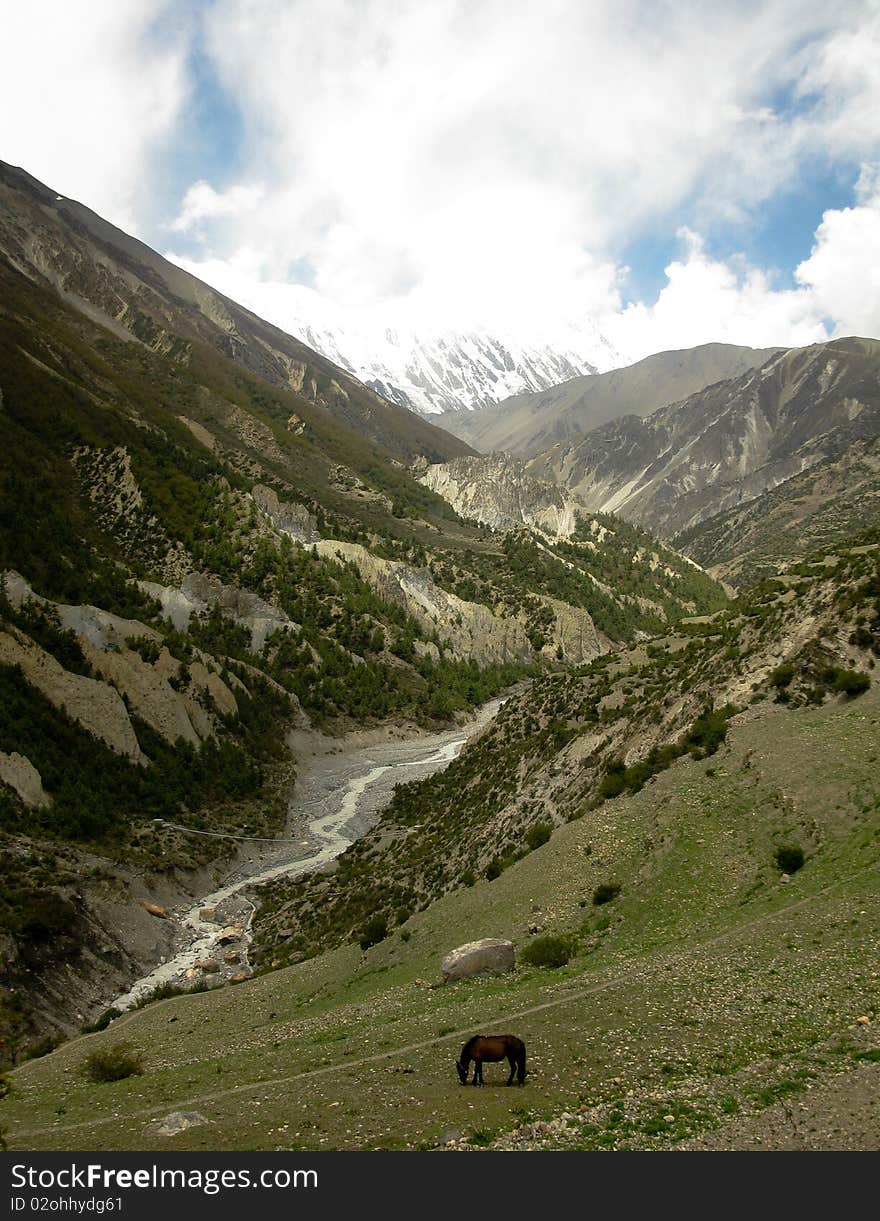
xmin=276 ymin=297 xmax=623 ymax=415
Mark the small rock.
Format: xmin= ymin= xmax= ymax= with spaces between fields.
xmin=197 ymin=959 xmax=220 ymax=972
xmin=780 ymin=874 xmax=791 ymax=884
xmin=217 ymin=925 xmax=241 ymax=944
xmin=153 ymin=1111 xmax=209 ymax=1137
xmin=223 ymin=949 xmax=241 ymax=964
xmin=230 ymin=971 xmax=251 ymax=983
xmin=140 ymin=902 xmax=167 ymax=918
xmin=198 ymin=907 xmax=217 ymax=922
xmin=856 ymin=1015 xmax=871 ymax=1025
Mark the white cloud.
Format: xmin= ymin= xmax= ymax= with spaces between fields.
xmin=603 ymin=231 xmax=827 ymax=360
xmin=169 ymin=180 xmax=265 ymax=234
xmin=794 ymin=167 xmax=880 ymax=336
xmin=602 ymin=177 xmax=880 ymax=361
xmin=167 ymin=0 xmax=879 ymax=342
xmin=3 ymin=1 xmax=879 ymax=358
xmin=0 ymin=0 xmax=188 ymax=233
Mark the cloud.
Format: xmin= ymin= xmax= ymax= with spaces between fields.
xmin=169 ymin=180 xmax=265 ymax=235
xmin=603 ymin=231 xmax=827 ymax=360
xmin=0 ymin=1 xmax=188 ymax=233
xmin=164 ymin=0 xmax=879 ymax=340
xmin=3 ymin=1 xmax=879 ymax=357
xmin=794 ymin=166 xmax=880 ymax=336
xmin=601 ymin=175 xmax=880 ymax=361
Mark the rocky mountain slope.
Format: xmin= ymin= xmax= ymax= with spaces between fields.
xmin=417 ymin=453 xmax=584 ymax=537
xmin=677 ymin=435 xmax=880 ymax=588
xmin=0 ymin=160 xmax=468 ymax=466
xmin=0 ymin=165 xmax=727 ymax=1062
xmin=253 ymin=536 xmax=878 ymax=969
xmin=439 ymin=342 xmax=779 ymax=456
xmin=527 ymin=338 xmax=880 ymax=539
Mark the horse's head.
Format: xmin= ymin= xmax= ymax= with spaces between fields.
xmin=455 ymin=1058 xmax=468 ymax=1085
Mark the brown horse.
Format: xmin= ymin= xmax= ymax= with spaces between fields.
xmin=456 ymin=1034 xmax=526 ymax=1086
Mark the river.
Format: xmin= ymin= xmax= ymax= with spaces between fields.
xmin=112 ymin=693 xmax=508 ymax=1009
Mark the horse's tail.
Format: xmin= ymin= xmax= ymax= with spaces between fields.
xmin=517 ymin=1044 xmax=526 ymax=1085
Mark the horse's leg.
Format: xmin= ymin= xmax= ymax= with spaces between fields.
xmin=506 ymin=1054 xmax=515 ymax=1086
xmin=474 ymin=1060 xmax=483 ymax=1086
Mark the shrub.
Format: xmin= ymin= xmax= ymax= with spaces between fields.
xmin=358 ymin=914 xmax=388 ymax=950
xmin=521 ymin=934 xmax=571 ymax=968
xmin=769 ymin=663 xmax=796 ymax=689
xmin=484 ymin=858 xmax=503 ymax=881
xmin=833 ymin=669 xmax=870 ymax=697
xmin=525 ymin=822 xmax=552 ymax=851
xmin=81 ymin=1042 xmax=144 ymax=1083
xmin=82 ymin=1007 xmax=120 ymax=1034
xmin=774 ymin=845 xmax=805 ymax=874
xmin=593 ymin=881 xmax=622 ymax=906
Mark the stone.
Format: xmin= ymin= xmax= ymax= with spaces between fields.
xmin=153 ymin=1111 xmax=209 ymax=1137
xmin=856 ymin=1016 xmax=871 ymax=1025
xmin=441 ymin=938 xmax=515 ymax=982
xmin=0 ymin=751 xmax=51 ymax=809
xmin=197 ymin=959 xmax=220 ymax=972
xmin=140 ymin=902 xmax=167 ymax=919
xmin=223 ymin=949 xmax=241 ymax=964
xmin=198 ymin=907 xmax=217 ymax=922
xmin=230 ymin=971 xmax=251 ymax=983
xmin=217 ymin=925 xmax=241 ymax=944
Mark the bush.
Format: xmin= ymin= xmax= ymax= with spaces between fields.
xmin=774 ymin=845 xmax=805 ymax=874
xmin=833 ymin=669 xmax=870 ymax=697
xmin=81 ymin=1042 xmax=144 ymax=1083
xmin=82 ymin=1007 xmax=120 ymax=1034
xmin=769 ymin=663 xmax=796 ymax=689
xmin=521 ymin=934 xmax=571 ymax=968
xmin=525 ymin=822 xmax=552 ymax=851
xmin=593 ymin=881 xmax=622 ymax=906
xmin=358 ymin=914 xmax=388 ymax=951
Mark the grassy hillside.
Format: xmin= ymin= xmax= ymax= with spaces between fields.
xmin=250 ymin=539 xmax=878 ymax=970
xmin=2 ymin=675 xmax=876 ymax=1151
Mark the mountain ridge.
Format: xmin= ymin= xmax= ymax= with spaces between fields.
xmin=527 ymin=337 xmax=880 ymax=538
xmin=436 ymin=341 xmax=781 ymax=455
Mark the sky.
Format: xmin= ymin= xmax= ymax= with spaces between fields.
xmin=1 ymin=0 xmax=879 ymax=363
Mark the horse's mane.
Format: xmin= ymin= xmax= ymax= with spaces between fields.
xmin=461 ymin=1034 xmax=484 ymax=1057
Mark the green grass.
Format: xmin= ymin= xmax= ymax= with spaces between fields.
xmin=2 ymin=686 xmax=878 ymax=1150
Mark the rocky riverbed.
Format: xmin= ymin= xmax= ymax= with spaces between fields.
xmin=111 ymin=694 xmax=509 ymax=1009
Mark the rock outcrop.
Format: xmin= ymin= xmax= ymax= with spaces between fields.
xmin=419 ymin=453 xmax=582 ymax=538
xmin=141 ymin=572 xmax=293 ymax=653
xmin=251 ymin=484 xmax=319 ymax=544
xmin=529 ymin=337 xmax=880 ymax=538
xmin=441 ymin=938 xmax=515 ymax=982
xmin=0 ymin=627 xmax=143 ymax=762
xmin=0 ymin=751 xmax=51 ymax=808
xmin=316 ymin=540 xmax=531 ymax=665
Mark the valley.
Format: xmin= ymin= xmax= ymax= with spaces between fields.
xmin=0 ymin=159 xmax=878 ymax=1155
xmin=112 ymin=693 xmax=509 ymax=1010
